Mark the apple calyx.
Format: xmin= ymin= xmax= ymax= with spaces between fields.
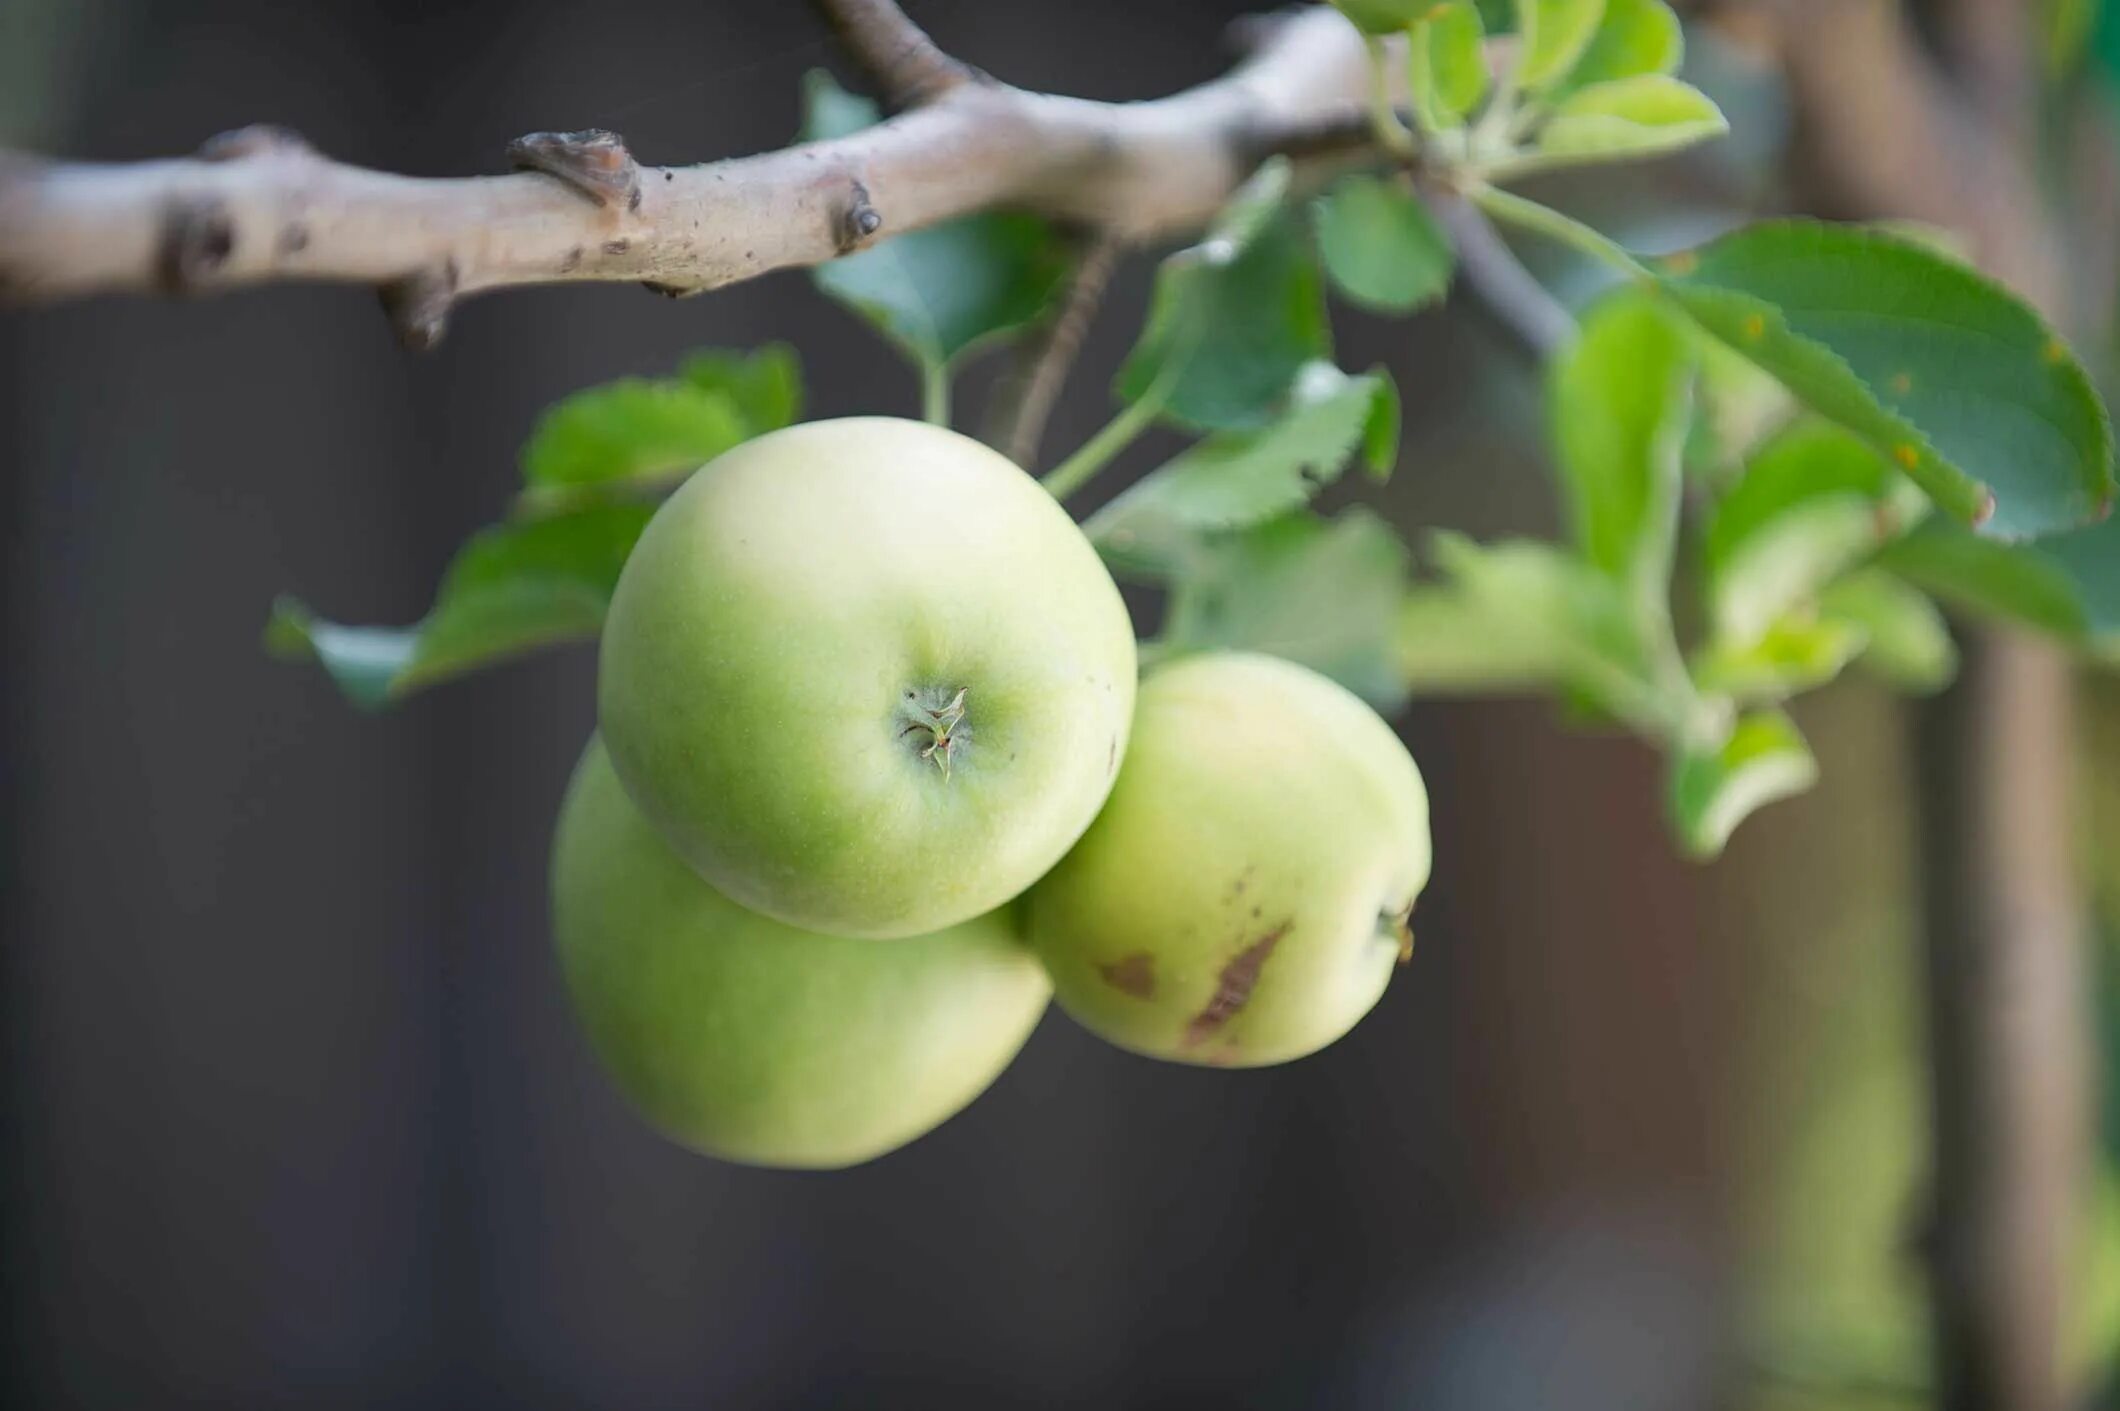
xmin=898 ymin=686 xmax=970 ymax=780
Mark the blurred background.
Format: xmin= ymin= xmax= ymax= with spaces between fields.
xmin=3 ymin=1 xmax=2117 ymax=1407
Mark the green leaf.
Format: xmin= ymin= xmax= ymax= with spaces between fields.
xmin=1878 ymin=513 xmax=2120 ymax=647
xmin=1156 ymin=509 xmax=1411 ymax=710
xmin=1398 ymin=532 xmax=1650 ymax=705
xmin=266 ymin=503 xmax=653 ymax=707
xmin=1816 ymin=570 xmax=1957 ymax=692
xmin=1691 ymin=614 xmax=1865 ymax=702
xmin=515 ymin=345 xmax=800 ymax=513
xmin=678 ymin=342 xmax=801 ymax=433
xmin=519 ymin=380 xmax=751 ymax=509
xmin=1329 ymin=0 xmax=1430 ymax=33
xmin=1550 ymin=289 xmax=1696 ymax=600
xmin=816 ymin=211 xmax=1068 ymax=369
xmin=1407 ymin=1 xmax=1489 ymax=131
xmin=1116 ymin=160 xmax=1331 ymax=432
xmin=801 ymin=71 xmax=1069 ymax=374
xmin=1517 ymin=0 xmax=1608 ymax=89
xmin=1532 ymin=75 xmax=1728 ymax=167
xmin=1089 ymin=363 xmax=1398 ymax=577
xmin=1656 ymin=219 xmax=2116 ymax=538
xmin=1668 ymin=709 xmax=1818 ymax=858
xmin=1555 ymin=0 xmax=1682 ymax=93
xmin=1701 ymin=419 xmax=1926 ymax=645
xmin=1313 ymin=175 xmax=1456 ymax=313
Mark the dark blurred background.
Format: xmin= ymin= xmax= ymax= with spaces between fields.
xmin=3 ymin=2 xmax=2113 ymax=1408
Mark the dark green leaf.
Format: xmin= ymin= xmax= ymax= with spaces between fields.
xmin=1407 ymin=2 xmax=1488 ymax=131
xmin=1156 ymin=509 xmax=1410 ymax=710
xmin=1551 ymin=289 xmax=1695 ymax=599
xmin=267 ymin=503 xmax=653 ymax=707
xmin=1878 ymin=513 xmax=2120 ymax=645
xmin=816 ymin=211 xmax=1069 ymax=369
xmin=1701 ymin=418 xmax=1925 ymax=645
xmin=1668 ymin=709 xmax=1818 ymax=858
xmin=1116 ymin=160 xmax=1331 ymax=432
xmin=1555 ymin=0 xmax=1682 ymax=94
xmin=1817 ymin=570 xmax=1957 ymax=692
xmin=1313 ymin=175 xmax=1456 ymax=313
xmin=802 ymin=71 xmax=1069 ymax=372
xmin=1656 ymin=219 xmax=2116 ymax=538
xmin=1089 ymin=363 xmax=1398 ymax=576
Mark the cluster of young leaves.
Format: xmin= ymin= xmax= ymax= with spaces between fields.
xmin=1339 ymin=0 xmax=1727 ymax=177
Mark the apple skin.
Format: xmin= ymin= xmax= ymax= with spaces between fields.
xmin=551 ymin=737 xmax=1051 ymax=1169
xmin=598 ymin=417 xmax=1136 ymax=940
xmin=1025 ymin=652 xmax=1430 ymax=1067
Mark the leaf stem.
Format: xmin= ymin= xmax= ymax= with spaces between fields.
xmin=1470 ymin=185 xmax=1653 ymax=280
xmin=921 ymin=362 xmax=951 ymax=426
xmin=1040 ymin=376 xmax=1170 ymax=502
xmin=1366 ymin=38 xmax=1419 ymax=158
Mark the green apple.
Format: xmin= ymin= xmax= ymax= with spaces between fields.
xmin=552 ymin=738 xmax=1051 ymax=1169
xmin=598 ymin=416 xmax=1136 ymax=940
xmin=1026 ymin=652 xmax=1430 ymax=1067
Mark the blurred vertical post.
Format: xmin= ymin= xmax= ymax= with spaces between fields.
xmin=1753 ymin=0 xmax=2096 ymax=1404
xmin=1917 ymin=632 xmax=2089 ymax=1411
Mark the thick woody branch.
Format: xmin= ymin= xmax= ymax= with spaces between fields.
xmin=0 ymin=7 xmax=1373 ymax=346
xmin=813 ymin=0 xmax=975 ymax=109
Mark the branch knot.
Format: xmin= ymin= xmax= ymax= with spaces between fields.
xmin=506 ymin=129 xmax=641 ymax=211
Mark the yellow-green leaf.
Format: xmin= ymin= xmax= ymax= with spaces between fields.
xmin=1516 ymin=0 xmax=1607 ymax=89
xmin=1533 ymin=75 xmax=1728 ymax=167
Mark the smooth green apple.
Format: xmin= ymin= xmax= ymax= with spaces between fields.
xmin=598 ymin=417 xmax=1136 ymax=939
xmin=552 ymin=738 xmax=1052 ymax=1169
xmin=1026 ymin=652 xmax=1431 ymax=1067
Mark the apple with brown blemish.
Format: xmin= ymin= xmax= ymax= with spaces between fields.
xmin=1026 ymin=652 xmax=1431 ymax=1067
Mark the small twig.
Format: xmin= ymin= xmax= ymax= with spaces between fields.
xmin=811 ymin=0 xmax=976 ymax=109
xmin=984 ymin=233 xmax=1124 ymax=468
xmin=1428 ymin=188 xmax=1576 ymax=359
